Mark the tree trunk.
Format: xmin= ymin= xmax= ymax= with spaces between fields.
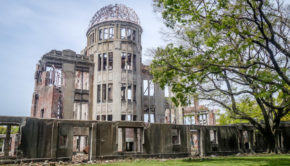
xmin=264 ymin=131 xmax=280 ymax=153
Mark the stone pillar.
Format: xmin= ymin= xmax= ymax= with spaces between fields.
xmin=112 ymin=47 xmax=122 ymax=121
xmin=154 ymin=83 xmax=165 ymax=123
xmin=62 ymin=63 xmax=75 ymax=119
xmin=122 ymin=128 xmax=126 ymax=151
xmin=88 ymin=63 xmax=94 ymax=120
xmin=134 ymin=128 xmax=138 ymax=151
xmin=199 ymin=128 xmax=205 ymax=157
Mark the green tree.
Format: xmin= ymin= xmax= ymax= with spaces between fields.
xmin=218 ymin=98 xmax=290 ymax=124
xmin=151 ymin=0 xmax=289 ymax=152
xmin=0 ymin=126 xmax=19 ymax=134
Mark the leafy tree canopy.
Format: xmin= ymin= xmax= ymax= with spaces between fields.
xmin=152 ymin=0 xmax=289 ymax=152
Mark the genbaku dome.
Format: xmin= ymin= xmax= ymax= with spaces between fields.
xmin=31 ymin=4 xmax=216 ymax=125
xmin=0 ymin=4 xmax=289 ymax=163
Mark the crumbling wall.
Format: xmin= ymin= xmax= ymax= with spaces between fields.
xmin=0 ymin=116 xmax=289 ymax=163
xmin=20 ymin=118 xmax=54 ymax=158
xmin=31 ymin=50 xmax=94 ymax=120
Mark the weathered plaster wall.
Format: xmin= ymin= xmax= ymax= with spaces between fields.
xmin=0 ymin=116 xmax=289 ymax=162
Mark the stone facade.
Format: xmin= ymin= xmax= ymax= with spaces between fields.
xmin=30 ymin=4 xmax=215 ymax=124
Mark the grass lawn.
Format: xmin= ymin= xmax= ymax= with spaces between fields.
xmin=85 ymin=154 xmax=290 ymax=166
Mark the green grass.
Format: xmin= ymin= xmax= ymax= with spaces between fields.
xmin=85 ymin=154 xmax=290 ymax=166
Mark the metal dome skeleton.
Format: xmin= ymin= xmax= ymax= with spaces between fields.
xmin=89 ymin=4 xmax=140 ymax=29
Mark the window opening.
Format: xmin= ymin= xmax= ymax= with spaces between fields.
xmin=210 ymin=130 xmax=218 ymax=151
xmin=143 ymin=80 xmax=148 ymax=96
xmin=41 ymin=109 xmax=44 ymax=118
xmin=121 ymin=52 xmax=126 ymax=70
xmin=121 ymin=28 xmax=126 ymax=39
xmin=89 ymin=33 xmax=95 ymax=45
xmin=132 ymin=30 xmax=136 ymax=41
xmin=127 ymin=115 xmax=132 ymax=121
xmin=172 ymin=129 xmax=180 ymax=145
xmin=121 ymin=84 xmax=126 ymax=101
xmin=109 ymin=27 xmax=114 ymax=39
xmin=104 ymin=28 xmax=109 ymax=39
xmin=99 ymin=29 xmax=103 ymax=40
xmin=149 ymin=81 xmax=154 ymax=96
xmin=97 ymin=85 xmax=101 ymax=103
xmin=133 ymin=85 xmax=136 ymax=102
xmin=126 ymin=53 xmax=132 ymax=70
xmin=127 ymin=29 xmax=132 ymax=40
xmin=133 ymin=54 xmax=136 ymax=71
xmin=33 ymin=94 xmax=39 ymax=117
xmin=108 ymin=115 xmax=113 ymax=121
xmin=128 ymin=85 xmax=132 ymax=101
xmin=108 ymin=83 xmax=113 ymax=102
xmin=98 ymin=54 xmax=102 ymax=71
xmin=102 ymin=84 xmax=107 ymax=102
xmin=103 ymin=53 xmax=107 ymax=70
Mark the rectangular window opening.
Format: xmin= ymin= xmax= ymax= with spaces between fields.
xmin=41 ymin=109 xmax=45 ymax=118
xmin=149 ymin=82 xmax=154 ymax=96
xmin=210 ymin=130 xmax=218 ymax=151
xmin=121 ymin=52 xmax=126 ymax=70
xmin=127 ymin=29 xmax=132 ymax=40
xmin=126 ymin=53 xmax=132 ymax=70
xmin=121 ymin=28 xmax=126 ymax=39
xmin=103 ymin=53 xmax=107 ymax=70
xmin=33 ymin=94 xmax=39 ymax=117
xmin=89 ymin=33 xmax=95 ymax=45
xmin=133 ymin=115 xmax=137 ymax=121
xmin=144 ymin=113 xmax=155 ymax=123
xmin=108 ymin=83 xmax=113 ymax=102
xmin=102 ymin=84 xmax=107 ymax=102
xmin=121 ymin=84 xmax=126 ymax=101
xmin=104 ymin=28 xmax=109 ymax=39
xmin=108 ymin=115 xmax=113 ymax=121
xmin=121 ymin=115 xmax=126 ymax=121
xmin=133 ymin=54 xmax=136 ymax=71
xmin=172 ymin=129 xmax=180 ymax=145
xmin=125 ymin=128 xmax=134 ymax=151
xmin=98 ymin=54 xmax=102 ymax=71
xmin=133 ymin=85 xmax=136 ymax=102
xmin=109 ymin=27 xmax=114 ymax=39
xmin=97 ymin=85 xmax=101 ymax=103
xmin=117 ymin=128 xmax=143 ymax=153
xmin=0 ymin=125 xmax=20 ymax=157
xmin=143 ymin=80 xmax=148 ymax=96
xmin=132 ymin=30 xmax=136 ymax=41
xmin=99 ymin=29 xmax=103 ymax=40
xmin=128 ymin=85 xmax=132 ymax=101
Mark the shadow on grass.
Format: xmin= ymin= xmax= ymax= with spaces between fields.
xmin=182 ymin=156 xmax=290 ymax=166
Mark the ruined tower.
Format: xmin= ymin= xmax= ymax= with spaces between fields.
xmin=31 ymin=4 xmax=215 ymax=124
xmin=85 ymin=4 xmax=143 ymax=121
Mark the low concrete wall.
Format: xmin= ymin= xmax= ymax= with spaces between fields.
xmin=0 ymin=116 xmax=289 ymax=162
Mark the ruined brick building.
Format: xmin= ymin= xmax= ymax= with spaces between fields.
xmin=30 ymin=4 xmax=216 ymax=125
xmin=0 ymin=4 xmax=289 ymax=163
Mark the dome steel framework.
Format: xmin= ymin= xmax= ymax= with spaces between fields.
xmin=89 ymin=4 xmax=140 ymax=29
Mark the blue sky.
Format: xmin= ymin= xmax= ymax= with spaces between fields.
xmin=0 ymin=0 xmax=166 ymax=116
xmin=1 ymin=0 xmax=289 ymax=117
